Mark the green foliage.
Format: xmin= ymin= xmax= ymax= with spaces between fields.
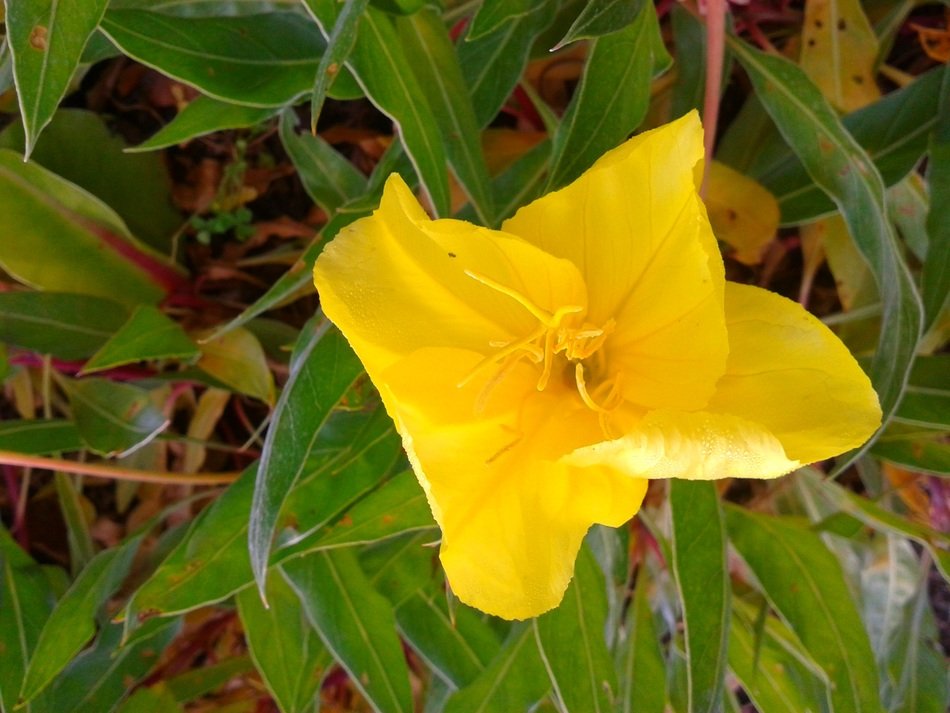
xmin=0 ymin=1 xmax=947 ymax=712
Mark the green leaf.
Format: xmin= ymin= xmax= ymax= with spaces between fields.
xmin=249 ymin=318 xmax=364 ymax=599
xmin=0 ymin=291 xmax=128 ymax=361
xmin=279 ymin=470 xmax=434 ymax=556
xmin=890 ymin=354 xmax=950 ymax=429
xmin=396 ymin=7 xmax=494 ymax=225
xmin=0 ymin=419 xmax=83 ymax=455
xmin=5 ymin=0 xmax=108 ymax=157
xmin=729 ymin=38 xmax=922 ymax=461
xmin=444 ymin=622 xmax=549 ymax=713
xmin=923 ymin=63 xmax=950 ymax=333
xmin=555 ymin=0 xmax=644 ymax=48
xmin=108 ymin=0 xmax=303 ymax=16
xmin=81 ymin=305 xmax=199 ymax=374
xmin=116 ymin=685 xmax=183 ymax=713
xmin=396 ymin=590 xmax=501 ymax=689
xmin=459 ymin=0 xmax=556 ymax=128
xmin=100 ymin=10 xmax=325 ymax=107
xmin=63 ymin=377 xmax=168 ymax=457
xmin=457 ymin=138 xmax=551 ymax=224
xmin=467 ymin=0 xmax=539 ymax=40
xmin=756 ymin=64 xmax=944 ymax=225
xmin=124 ymin=466 xmax=258 ymax=624
xmin=305 ymin=1 xmax=451 ymax=216
xmin=162 ymin=657 xmax=255 ymax=704
xmin=40 ymin=620 xmax=178 ymax=713
xmin=728 ymin=606 xmax=825 ymax=713
xmin=129 ymin=95 xmax=279 ymax=152
xmin=726 ymin=506 xmax=884 ymax=713
xmin=870 ymin=428 xmax=950 ymax=477
xmin=886 ymin=566 xmax=949 ymax=713
xmin=671 ymin=481 xmax=729 ymax=713
xmin=798 ymin=469 xmax=950 ymax=579
xmin=0 ymin=109 xmax=183 ymax=252
xmin=0 ymin=150 xmax=169 ymax=305
xmin=197 ymin=327 xmax=275 ymax=404
xmin=616 ymin=570 xmax=666 ymax=713
xmin=236 ymin=572 xmax=329 ymax=713
xmin=309 ymin=0 xmax=369 ymax=130
xmin=126 ymin=406 xmax=398 ymax=621
xmin=534 ymin=546 xmax=616 ymax=713
xmin=20 ymin=534 xmax=144 ymax=703
xmin=282 ymin=549 xmax=414 ymax=713
xmin=279 ymin=110 xmax=368 ymax=215
xmin=0 ymin=527 xmax=59 ymax=713
xmin=547 ymin=3 xmax=667 ymax=190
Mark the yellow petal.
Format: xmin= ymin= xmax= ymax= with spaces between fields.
xmin=503 ymin=112 xmax=729 ymax=410
xmin=313 ymin=173 xmax=587 ymax=376
xmin=379 ymin=347 xmax=647 ymax=620
xmin=707 ymin=282 xmax=881 ymax=464
xmin=563 ymin=410 xmax=800 ymax=480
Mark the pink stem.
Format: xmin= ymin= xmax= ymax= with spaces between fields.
xmin=702 ymin=0 xmax=727 ymax=196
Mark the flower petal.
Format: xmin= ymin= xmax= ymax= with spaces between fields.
xmin=707 ymin=282 xmax=881 ymax=463
xmin=502 ymin=112 xmax=729 ymax=410
xmin=313 ymin=174 xmax=588 ymax=376
xmin=563 ymin=410 xmax=801 ymax=480
xmin=379 ymin=347 xmax=647 ymax=620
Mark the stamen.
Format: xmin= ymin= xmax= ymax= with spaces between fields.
xmin=456 ymin=325 xmax=545 ymax=388
xmin=574 ymin=363 xmax=608 ymax=413
xmin=464 ymin=269 xmax=553 ymax=325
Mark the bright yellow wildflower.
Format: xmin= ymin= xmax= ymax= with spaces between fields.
xmin=312 ymin=112 xmax=881 ymax=620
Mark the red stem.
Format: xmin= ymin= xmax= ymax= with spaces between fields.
xmin=702 ymin=0 xmax=727 ymax=195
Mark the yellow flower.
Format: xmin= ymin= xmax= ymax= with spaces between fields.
xmin=312 ymin=112 xmax=881 ymax=620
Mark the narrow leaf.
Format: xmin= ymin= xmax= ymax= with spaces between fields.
xmin=459 ymin=0 xmax=556 ymax=128
xmin=922 ymin=60 xmax=950 ymax=332
xmin=20 ymin=534 xmax=144 ymax=703
xmin=727 ymin=507 xmax=884 ymax=713
xmin=555 ymin=0 xmax=644 ymax=48
xmin=396 ymin=8 xmax=494 ymax=224
xmin=396 ymin=590 xmax=501 ymax=689
xmin=548 ymin=3 xmax=667 ymax=189
xmin=236 ymin=573 xmax=329 ymax=713
xmin=0 ymin=527 xmax=58 ymax=713
xmin=248 ymin=318 xmax=363 ymax=599
xmin=0 ymin=419 xmax=83 ymax=455
xmin=64 ymin=378 xmax=168 ymax=457
xmin=100 ymin=10 xmax=325 ymax=107
xmin=444 ymin=623 xmax=549 ymax=713
xmin=0 ymin=292 xmax=128 ymax=361
xmin=130 ymin=95 xmax=279 ymax=152
xmin=40 ymin=620 xmax=178 ymax=713
xmin=729 ymin=38 xmax=922 ymax=461
xmin=617 ymin=570 xmax=666 ymax=713
xmin=81 ymin=305 xmax=199 ymax=374
xmin=304 ymin=1 xmax=450 ymax=216
xmin=5 ymin=0 xmax=108 ymax=156
xmin=282 ymin=549 xmax=413 ymax=713
xmin=310 ymin=0 xmax=369 ymax=130
xmin=0 ymin=150 xmax=169 ymax=305
xmin=671 ymin=480 xmax=730 ymax=713
xmin=534 ymin=546 xmax=616 ymax=713
xmin=279 ymin=110 xmax=367 ymax=215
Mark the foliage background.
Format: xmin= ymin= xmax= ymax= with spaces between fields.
xmin=0 ymin=0 xmax=948 ymax=711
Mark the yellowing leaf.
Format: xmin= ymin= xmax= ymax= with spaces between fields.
xmin=801 ymin=215 xmax=877 ymax=311
xmin=705 ymin=161 xmax=779 ymax=265
xmin=799 ymin=0 xmax=880 ymax=112
xmin=198 ymin=327 xmax=275 ymax=406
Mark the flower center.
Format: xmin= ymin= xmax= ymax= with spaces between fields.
xmin=459 ymin=270 xmax=624 ymax=423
